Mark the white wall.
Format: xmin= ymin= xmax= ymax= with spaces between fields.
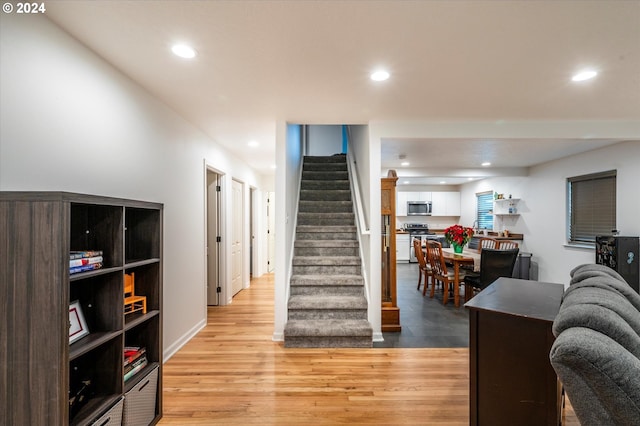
xmin=307 ymin=125 xmax=344 ymax=156
xmin=346 ymin=125 xmax=383 ymax=339
xmin=460 ymin=141 xmax=640 ymax=285
xmin=273 ymin=122 xmax=303 ymax=340
xmin=0 ymin=14 xmax=269 ymax=360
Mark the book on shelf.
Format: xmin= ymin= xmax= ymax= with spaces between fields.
xmin=70 ymin=250 xmax=103 ymax=260
xmin=70 ymin=262 xmax=103 ymax=275
xmin=124 ymin=357 xmax=148 ymax=382
xmin=69 ymin=255 xmax=103 ymax=268
xmin=124 ymin=347 xmax=146 ymax=367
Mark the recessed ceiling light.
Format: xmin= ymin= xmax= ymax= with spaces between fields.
xmin=468 ymin=177 xmax=474 ymax=181
xmin=171 ymin=44 xmax=197 ymax=59
xmin=481 ymin=162 xmax=491 ymax=167
xmin=403 ymin=181 xmax=410 ymax=185
xmin=248 ymin=140 xmax=259 ymax=147
xmin=401 ymin=161 xmax=410 ymax=166
xmin=270 ymin=164 xmax=277 ymax=169
xmin=440 ymin=181 xmax=446 ymax=184
xmin=572 ymin=70 xmax=598 ymax=82
xmin=370 ymin=70 xmax=390 ymax=81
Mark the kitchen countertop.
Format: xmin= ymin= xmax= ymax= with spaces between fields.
xmin=397 ymin=229 xmax=523 ymax=240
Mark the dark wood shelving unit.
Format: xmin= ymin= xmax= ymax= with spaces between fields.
xmin=1 ymin=191 xmax=163 ymax=426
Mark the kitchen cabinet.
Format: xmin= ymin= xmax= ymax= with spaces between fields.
xmin=396 ymin=233 xmax=410 ymax=263
xmin=431 ymin=191 xmax=460 ymax=216
xmin=415 ymin=192 xmax=432 ymax=202
xmin=397 ymin=192 xmax=432 ymax=217
xmin=396 ymin=191 xmax=409 ymax=216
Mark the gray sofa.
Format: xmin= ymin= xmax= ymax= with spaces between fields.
xmin=550 ymin=263 xmax=640 ymax=426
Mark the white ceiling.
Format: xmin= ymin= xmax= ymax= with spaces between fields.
xmin=44 ymin=1 xmax=640 ymax=180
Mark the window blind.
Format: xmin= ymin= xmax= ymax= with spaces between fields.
xmin=568 ymin=170 xmax=616 ymax=243
xmin=477 ymin=191 xmax=494 ymax=231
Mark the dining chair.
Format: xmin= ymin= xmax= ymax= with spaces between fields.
xmin=424 ymin=240 xmax=466 ymax=305
xmin=498 ymin=240 xmax=519 ymax=250
xmin=413 ymin=238 xmax=433 ymax=296
xmin=464 ymin=248 xmax=519 ymax=302
xmin=477 ymin=237 xmax=499 ymax=252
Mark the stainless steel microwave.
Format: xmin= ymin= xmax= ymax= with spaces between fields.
xmin=407 ymin=201 xmax=432 ymax=216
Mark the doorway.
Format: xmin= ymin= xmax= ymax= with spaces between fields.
xmin=231 ymin=179 xmax=244 ymax=296
xmin=266 ymin=192 xmax=275 ymax=273
xmin=206 ymin=169 xmax=222 ymax=306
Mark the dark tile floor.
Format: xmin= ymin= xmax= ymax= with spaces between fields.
xmin=373 ymin=262 xmax=470 ymax=348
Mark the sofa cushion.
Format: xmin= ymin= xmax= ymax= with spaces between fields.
xmin=570 ymin=263 xmax=627 ymax=284
xmin=565 ymin=275 xmax=640 ymax=313
xmin=552 ymin=298 xmax=640 ymax=359
xmin=550 ymin=327 xmax=640 ymax=426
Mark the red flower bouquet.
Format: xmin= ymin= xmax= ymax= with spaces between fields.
xmin=444 ymin=224 xmax=474 ymax=247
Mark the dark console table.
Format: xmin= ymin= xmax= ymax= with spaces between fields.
xmin=465 ymin=278 xmax=564 ymax=425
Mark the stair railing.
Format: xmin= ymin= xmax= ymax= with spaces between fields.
xmin=346 ymin=138 xmax=369 ymax=236
xmin=345 ymin=132 xmax=371 ymax=308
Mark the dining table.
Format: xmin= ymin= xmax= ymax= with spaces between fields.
xmin=440 ymin=247 xmax=481 ymax=307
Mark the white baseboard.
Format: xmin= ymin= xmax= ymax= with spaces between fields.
xmin=163 ymin=318 xmax=207 ymax=363
xmin=272 ymin=332 xmax=284 ymax=342
xmin=372 ymin=331 xmax=384 ymax=342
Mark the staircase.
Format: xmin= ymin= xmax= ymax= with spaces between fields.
xmin=284 ymin=154 xmax=373 ymax=348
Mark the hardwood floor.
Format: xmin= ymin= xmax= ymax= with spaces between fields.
xmin=160 ymin=273 xmax=578 ymax=425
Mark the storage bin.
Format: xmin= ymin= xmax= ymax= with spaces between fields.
xmin=91 ymin=397 xmax=124 ymax=426
xmin=512 ymin=252 xmax=532 ymax=280
xmin=122 ymin=366 xmax=158 ymax=426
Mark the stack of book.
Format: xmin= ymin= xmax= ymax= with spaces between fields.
xmin=124 ymin=346 xmax=147 ymax=382
xmin=70 ymin=250 xmax=103 ymax=274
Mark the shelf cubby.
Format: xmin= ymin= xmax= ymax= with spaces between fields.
xmin=69 ymin=338 xmax=122 ymax=425
xmin=125 ymin=207 xmax=161 ymax=264
xmin=70 ymin=203 xmax=123 ymax=269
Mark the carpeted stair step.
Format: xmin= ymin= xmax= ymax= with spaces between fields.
xmin=303 ymin=162 xmax=347 ymax=172
xmin=298 ymin=200 xmax=353 ymax=213
xmin=296 ymin=225 xmax=356 ymax=241
xmin=292 ymin=257 xmax=361 ymax=275
xmin=294 ymin=240 xmax=359 ymax=257
xmin=290 ymin=274 xmax=364 ymax=296
xmin=288 ymin=295 xmax=368 ymax=320
xmin=300 ymin=189 xmax=351 ymax=201
xmin=284 ymin=319 xmax=373 ymax=348
xmin=302 ymin=170 xmax=349 ymax=181
xmin=303 ymin=154 xmax=346 ymax=163
xmin=301 ymin=180 xmax=350 ymax=191
xmin=297 ymin=212 xmax=354 ymax=226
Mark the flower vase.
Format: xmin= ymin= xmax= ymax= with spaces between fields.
xmin=452 ymin=242 xmax=464 ymax=254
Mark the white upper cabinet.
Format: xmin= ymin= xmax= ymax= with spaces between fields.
xmin=397 ymin=191 xmax=409 ymax=216
xmin=431 ymin=191 xmax=461 ymax=216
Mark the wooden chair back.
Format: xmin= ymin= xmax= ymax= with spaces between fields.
xmin=498 ymin=240 xmax=519 ymax=250
xmin=425 ymin=240 xmax=448 ymax=280
xmin=478 ymin=237 xmax=499 ymax=253
xmin=413 ymin=238 xmax=428 ymax=269
xmin=124 ymin=272 xmax=135 ymax=297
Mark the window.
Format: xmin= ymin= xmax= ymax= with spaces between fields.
xmin=567 ymin=170 xmax=616 ymax=244
xmin=476 ymin=191 xmax=494 ymax=231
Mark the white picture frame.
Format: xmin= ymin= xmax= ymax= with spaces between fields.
xmin=69 ymin=300 xmax=89 ymax=344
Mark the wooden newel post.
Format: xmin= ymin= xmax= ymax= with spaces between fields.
xmin=381 ymin=170 xmax=401 ymax=332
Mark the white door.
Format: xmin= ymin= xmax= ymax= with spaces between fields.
xmin=266 ymin=192 xmax=275 ymax=273
xmin=206 ymin=170 xmax=220 ymax=306
xmin=231 ymin=179 xmax=243 ymax=296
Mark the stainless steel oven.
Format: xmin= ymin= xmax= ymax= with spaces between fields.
xmin=405 ymin=223 xmax=438 ymax=262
